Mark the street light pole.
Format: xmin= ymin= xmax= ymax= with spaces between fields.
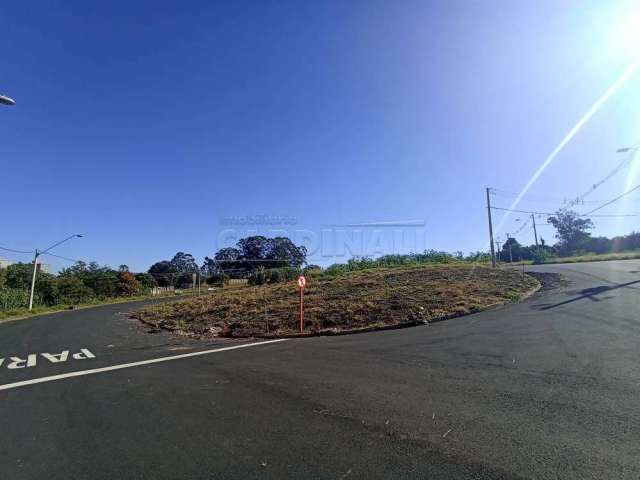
xmin=28 ymin=250 xmax=40 ymax=311
xmin=28 ymin=234 xmax=83 ymax=311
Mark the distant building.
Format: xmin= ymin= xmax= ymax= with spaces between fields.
xmin=0 ymin=257 xmax=50 ymax=273
xmin=0 ymin=257 xmax=13 ymax=269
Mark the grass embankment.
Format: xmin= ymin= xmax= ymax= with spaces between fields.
xmin=0 ymin=292 xmax=193 ymax=322
xmin=538 ymin=251 xmax=640 ymax=265
xmin=131 ymin=264 xmax=539 ymax=338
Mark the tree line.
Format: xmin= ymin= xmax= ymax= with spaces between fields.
xmin=498 ymin=208 xmax=640 ymax=262
xmin=2 ymin=214 xmax=637 ymax=311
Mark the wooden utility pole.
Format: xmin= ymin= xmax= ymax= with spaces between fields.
xmin=531 ymin=213 xmax=539 ymax=249
xmin=486 ymin=188 xmax=496 ymax=267
xmin=506 ymin=233 xmax=513 ymax=263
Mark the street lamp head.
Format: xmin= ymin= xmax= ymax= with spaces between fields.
xmin=617 ymin=147 xmax=638 ymax=153
xmin=76 ymin=234 xmax=84 ymax=238
xmin=0 ymin=94 xmax=16 ymax=106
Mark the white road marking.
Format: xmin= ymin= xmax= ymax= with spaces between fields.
xmin=1 ymin=349 xmax=96 ymax=369
xmin=0 ymin=339 xmax=288 ymax=392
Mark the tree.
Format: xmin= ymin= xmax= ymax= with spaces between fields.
xmin=236 ymin=236 xmax=270 ymax=272
xmin=203 ymin=237 xmax=307 ymax=278
xmin=135 ymin=272 xmax=157 ymax=291
xmin=5 ymin=263 xmax=33 ymax=289
xmin=207 ymin=247 xmax=241 ymax=274
xmin=170 ymin=252 xmax=198 ymax=273
xmin=117 ymin=270 xmax=140 ymax=296
xmin=169 ymin=252 xmax=198 ymax=288
xmin=548 ymin=209 xmax=594 ymax=256
xmin=266 ymin=237 xmax=307 ymax=269
xmin=148 ymin=260 xmax=177 ymax=287
xmin=501 ymin=238 xmax=526 ymax=261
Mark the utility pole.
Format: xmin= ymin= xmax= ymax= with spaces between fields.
xmin=486 ymin=188 xmax=496 ymax=267
xmin=28 ymin=234 xmax=83 ymax=311
xmin=495 ymin=240 xmax=501 ymax=263
xmin=531 ymin=213 xmax=539 ymax=250
xmin=506 ymin=233 xmax=513 ymax=263
xmin=28 ymin=250 xmax=40 ymax=311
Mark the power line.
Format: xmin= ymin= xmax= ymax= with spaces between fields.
xmin=40 ymin=252 xmax=81 ymax=263
xmin=0 ymin=246 xmax=34 ymax=254
xmin=581 ymin=183 xmax=640 ymax=215
xmin=567 ymin=150 xmax=636 ymax=208
xmin=491 ymin=206 xmax=640 ymax=217
xmin=491 ymin=150 xmax=638 ymax=211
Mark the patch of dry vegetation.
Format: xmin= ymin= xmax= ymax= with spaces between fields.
xmin=130 ymin=264 xmax=539 ymax=337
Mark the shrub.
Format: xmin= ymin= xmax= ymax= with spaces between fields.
xmin=117 ymin=271 xmax=140 ymax=296
xmin=57 ymin=276 xmax=94 ymax=304
xmin=36 ymin=276 xmax=60 ymax=306
xmin=248 ymin=267 xmax=299 ymax=285
xmin=248 ymin=268 xmax=268 ymax=286
xmin=135 ymin=273 xmax=157 ymax=290
xmin=0 ymin=288 xmax=29 ymax=310
xmin=206 ymin=272 xmax=229 ymax=285
xmin=531 ymin=249 xmax=557 ymax=264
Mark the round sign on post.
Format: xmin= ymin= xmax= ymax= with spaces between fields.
xmin=297 ymin=275 xmax=306 ymax=332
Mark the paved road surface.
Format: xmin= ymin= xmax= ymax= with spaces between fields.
xmin=1 ymin=261 xmax=640 ymax=479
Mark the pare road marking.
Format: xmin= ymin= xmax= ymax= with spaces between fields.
xmin=0 ymin=339 xmax=287 ymax=392
xmin=0 ymin=349 xmax=95 ymax=370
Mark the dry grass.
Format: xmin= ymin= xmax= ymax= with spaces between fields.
xmin=130 ymin=264 xmax=539 ymax=338
xmin=539 ymin=251 xmax=640 ymax=265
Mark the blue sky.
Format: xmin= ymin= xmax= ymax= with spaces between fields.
xmin=2 ymin=0 xmax=640 ymax=271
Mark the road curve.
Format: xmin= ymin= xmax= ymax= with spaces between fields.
xmin=1 ymin=261 xmax=640 ymax=479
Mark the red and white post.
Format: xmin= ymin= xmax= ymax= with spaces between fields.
xmin=297 ymin=275 xmax=306 ymax=333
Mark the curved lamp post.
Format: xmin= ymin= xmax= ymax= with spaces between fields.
xmin=0 ymin=94 xmax=16 ymax=106
xmin=29 ymin=234 xmax=83 ymax=310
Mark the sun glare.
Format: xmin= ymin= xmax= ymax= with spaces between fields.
xmin=611 ymin=12 xmax=640 ymax=59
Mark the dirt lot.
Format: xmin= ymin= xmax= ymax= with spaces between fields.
xmin=131 ymin=264 xmax=539 ymax=337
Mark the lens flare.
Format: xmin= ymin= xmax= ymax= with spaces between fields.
xmin=611 ymin=13 xmax=640 ymax=60
xmin=495 ymin=61 xmax=640 ymax=234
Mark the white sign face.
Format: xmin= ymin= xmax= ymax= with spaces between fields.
xmin=297 ymin=275 xmax=306 ymax=289
xmin=0 ymin=349 xmax=96 ymax=370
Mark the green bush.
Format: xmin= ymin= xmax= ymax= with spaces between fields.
xmin=135 ymin=273 xmax=158 ymax=290
xmin=248 ymin=267 xmax=299 ymax=285
xmin=205 ymin=272 xmax=229 ymax=286
xmin=36 ymin=276 xmax=60 ymax=306
xmin=57 ymin=276 xmax=95 ymax=304
xmin=531 ymin=249 xmax=557 ymax=264
xmin=268 ymin=267 xmax=299 ymax=283
xmin=248 ymin=268 xmax=268 ymax=286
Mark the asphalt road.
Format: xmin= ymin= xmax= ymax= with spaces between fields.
xmin=1 ymin=261 xmax=640 ymax=479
